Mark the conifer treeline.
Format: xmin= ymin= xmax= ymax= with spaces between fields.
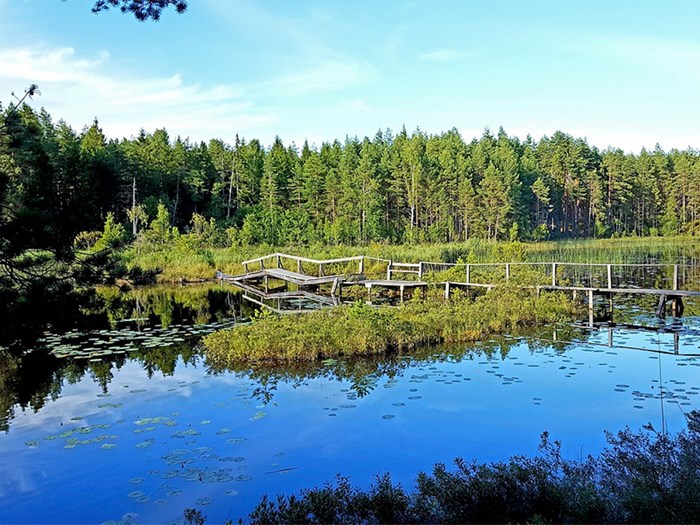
xmin=3 ymin=103 xmax=699 ymax=248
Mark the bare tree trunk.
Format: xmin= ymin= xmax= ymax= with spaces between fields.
xmin=132 ymin=177 xmax=137 ymax=236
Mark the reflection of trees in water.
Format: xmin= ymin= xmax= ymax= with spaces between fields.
xmin=0 ymin=317 xmax=583 ymax=432
xmin=94 ymin=284 xmax=250 ymax=329
xmin=0 ymin=341 xmax=201 ymax=432
xmin=208 ymin=324 xmax=584 ymax=404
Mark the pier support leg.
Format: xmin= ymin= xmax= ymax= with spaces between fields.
xmin=588 ymin=289 xmax=594 ymax=327
xmin=672 ymin=297 xmax=684 ymax=318
xmin=445 ymin=282 xmax=450 ymax=300
xmin=400 ymin=285 xmax=405 ymax=303
xmin=656 ymin=294 xmax=667 ymax=318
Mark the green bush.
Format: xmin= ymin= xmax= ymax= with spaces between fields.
xmin=244 ymin=414 xmax=700 ymax=524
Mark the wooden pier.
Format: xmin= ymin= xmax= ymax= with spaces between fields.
xmin=218 ymin=254 xmax=700 ymax=324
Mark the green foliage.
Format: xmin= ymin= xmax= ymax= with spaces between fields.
xmin=142 ymin=203 xmax=178 ymax=245
xmin=95 ymin=212 xmax=127 ymax=251
xmin=245 ymin=414 xmax=700 ymax=524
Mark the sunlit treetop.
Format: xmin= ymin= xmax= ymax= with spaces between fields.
xmin=91 ymin=0 xmax=187 ymax=21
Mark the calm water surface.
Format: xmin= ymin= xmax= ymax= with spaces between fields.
xmin=1 ymin=287 xmax=699 ymax=524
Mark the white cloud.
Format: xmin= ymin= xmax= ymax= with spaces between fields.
xmin=0 ymin=46 xmax=273 ymax=142
xmin=420 ymin=49 xmax=472 ymax=63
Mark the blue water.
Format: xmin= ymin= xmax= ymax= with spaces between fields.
xmin=1 ymin=325 xmax=699 ymax=524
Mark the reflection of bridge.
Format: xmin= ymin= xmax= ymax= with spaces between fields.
xmin=218 ymin=253 xmax=700 ymax=323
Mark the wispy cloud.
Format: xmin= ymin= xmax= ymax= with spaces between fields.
xmin=0 ymin=46 xmax=274 ymax=141
xmin=265 ymin=59 xmax=375 ymax=96
xmin=420 ymin=49 xmax=473 ymax=63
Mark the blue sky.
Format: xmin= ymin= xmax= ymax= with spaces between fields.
xmin=0 ymin=0 xmax=698 ymax=152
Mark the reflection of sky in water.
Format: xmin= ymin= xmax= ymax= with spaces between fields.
xmin=2 ymin=326 xmax=700 ymax=524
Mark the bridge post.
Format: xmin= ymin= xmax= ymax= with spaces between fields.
xmin=673 ymin=265 xmax=679 ymax=290
xmin=243 ymin=262 xmax=248 ymax=273
xmin=276 ymin=255 xmax=281 ymax=268
xmin=672 ymin=296 xmax=684 ymax=317
xmin=607 ymin=264 xmax=612 ymax=289
xmin=466 ymin=264 xmax=471 ymax=284
xmin=505 ymin=263 xmax=510 ymax=282
xmin=445 ymin=281 xmax=450 ymax=299
xmin=297 ymin=259 xmax=303 ymax=274
xmin=588 ymin=289 xmax=594 ymax=327
xmin=359 ymin=256 xmax=364 ymax=275
xmin=552 ymin=263 xmax=557 ymax=287
xmin=418 ymin=262 xmax=423 ymax=279
xmin=387 ymin=261 xmax=392 ymax=280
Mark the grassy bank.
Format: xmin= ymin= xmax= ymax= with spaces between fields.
xmin=202 ymin=287 xmax=579 ymax=364
xmin=125 ymin=237 xmax=700 ymax=283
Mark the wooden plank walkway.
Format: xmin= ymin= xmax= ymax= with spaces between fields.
xmin=218 ymin=254 xmax=700 ymax=321
xmin=220 ymin=269 xmax=342 ymax=286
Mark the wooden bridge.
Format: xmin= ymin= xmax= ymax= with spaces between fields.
xmin=218 ymin=253 xmax=700 ymax=324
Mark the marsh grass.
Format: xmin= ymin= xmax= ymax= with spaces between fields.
xmin=202 ymin=287 xmax=579 ymax=364
xmin=125 ymin=237 xmax=700 ymax=284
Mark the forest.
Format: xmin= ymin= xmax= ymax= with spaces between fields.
xmin=2 ymin=101 xmax=700 ymax=260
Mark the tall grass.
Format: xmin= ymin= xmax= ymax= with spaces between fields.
xmin=125 ymin=237 xmax=700 ymax=283
xmin=202 ymin=287 xmax=579 ymax=365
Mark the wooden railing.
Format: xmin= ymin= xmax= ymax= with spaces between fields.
xmin=238 ymin=254 xmax=698 ymax=291
xmin=241 ymin=253 xmax=391 ymax=277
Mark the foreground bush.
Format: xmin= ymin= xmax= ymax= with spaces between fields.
xmin=202 ymin=287 xmax=579 ymax=364
xmin=247 ymin=415 xmax=700 ymax=524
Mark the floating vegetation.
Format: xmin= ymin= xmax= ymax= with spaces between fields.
xmin=179 ymin=467 xmax=234 ymax=483
xmin=98 ymin=403 xmax=123 ymax=409
xmin=135 ymin=416 xmax=177 ymax=427
xmin=25 ymin=440 xmax=39 ymax=448
xmin=172 ymin=429 xmax=200 ymax=438
xmin=196 ymin=497 xmax=213 ymax=506
xmin=43 ymin=319 xmax=238 ymax=361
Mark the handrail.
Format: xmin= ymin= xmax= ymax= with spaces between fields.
xmin=237 ymin=252 xmax=697 ymax=291
xmin=241 ymin=252 xmax=391 ymax=266
xmin=241 ymin=253 xmax=697 ymax=269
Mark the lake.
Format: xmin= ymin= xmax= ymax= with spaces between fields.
xmin=1 ymin=284 xmax=699 ymax=524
